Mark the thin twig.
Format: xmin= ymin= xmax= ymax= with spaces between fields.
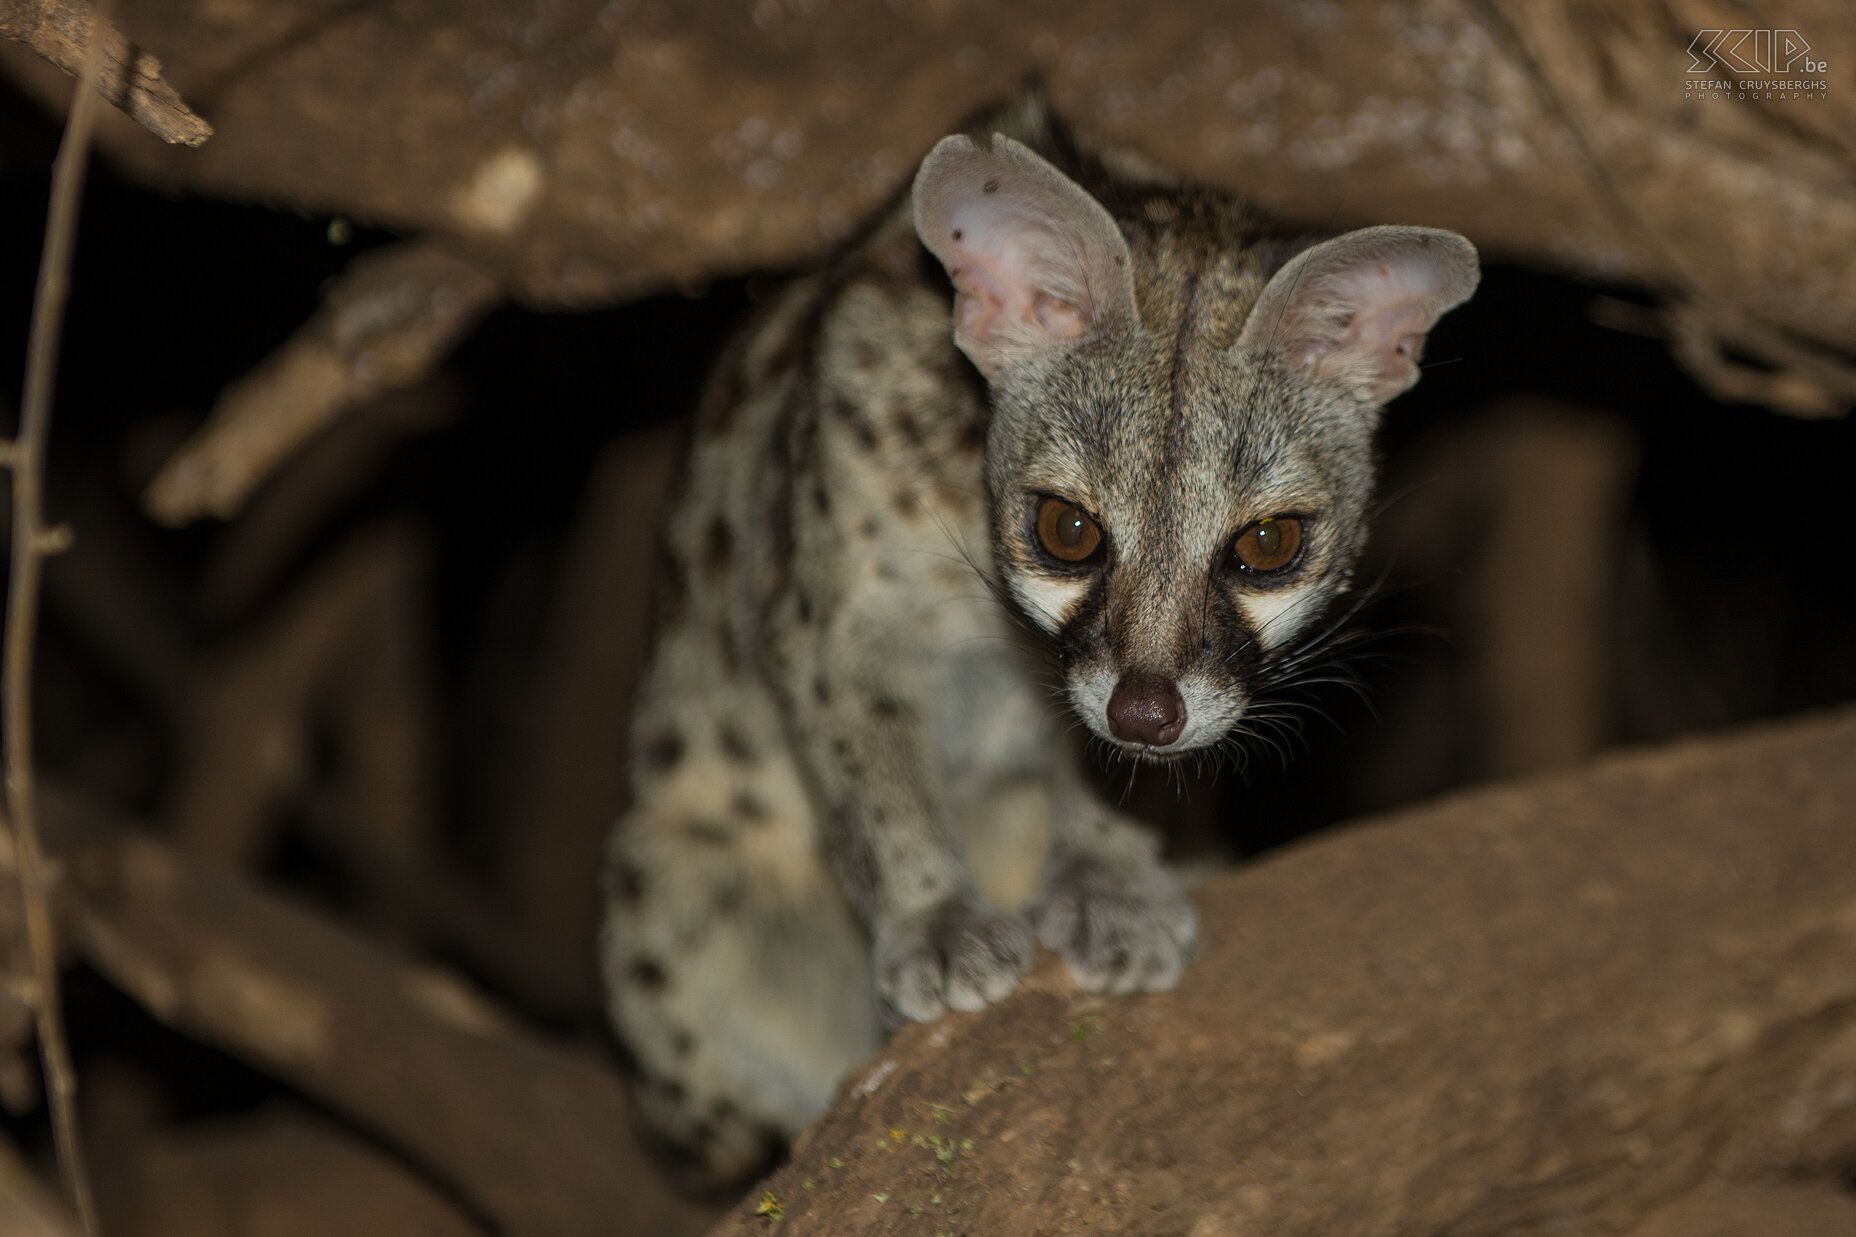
xmin=3 ymin=1 xmax=109 ymax=1231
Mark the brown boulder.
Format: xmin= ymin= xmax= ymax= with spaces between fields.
xmin=712 ymin=706 xmax=1856 ymax=1235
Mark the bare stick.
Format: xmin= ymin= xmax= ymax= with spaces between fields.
xmin=0 ymin=0 xmax=211 ymax=146
xmin=3 ymin=2 xmax=107 ymax=1231
xmin=143 ymin=240 xmax=501 ymax=526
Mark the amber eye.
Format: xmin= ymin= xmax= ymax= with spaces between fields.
xmin=1229 ymin=516 xmax=1304 ymax=573
xmin=1035 ymin=497 xmax=1104 ymax=564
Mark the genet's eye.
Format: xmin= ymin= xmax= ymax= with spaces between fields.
xmin=1035 ymin=496 xmax=1104 ymax=564
xmin=1229 ymin=515 xmax=1304 ymax=573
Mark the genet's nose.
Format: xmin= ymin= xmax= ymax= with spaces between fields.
xmin=1106 ymin=673 xmax=1186 ymax=747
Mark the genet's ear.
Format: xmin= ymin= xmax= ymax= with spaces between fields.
xmin=1234 ymin=226 xmax=1479 ymax=406
xmin=912 ymin=134 xmax=1138 ymax=381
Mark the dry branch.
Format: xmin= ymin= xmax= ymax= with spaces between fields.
xmin=40 ymin=789 xmax=725 ymax=1237
xmin=197 ymin=380 xmax=457 ymax=622
xmin=91 ymin=1106 xmax=482 ymax=1237
xmin=177 ymin=518 xmax=603 ymax=1000
xmin=144 ymin=240 xmax=500 ymax=526
xmin=166 ymin=525 xmax=432 ymax=871
xmin=0 ymin=0 xmax=209 ymax=145
xmin=5 ymin=4 xmax=106 ymax=1226
xmin=0 ymin=828 xmax=38 ymax=1104
xmin=37 ymin=472 xmax=190 ymax=705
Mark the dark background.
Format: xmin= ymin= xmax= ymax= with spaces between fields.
xmin=1 ymin=62 xmax=1853 ymax=1185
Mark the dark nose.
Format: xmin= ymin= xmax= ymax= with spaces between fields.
xmin=1106 ymin=673 xmax=1186 ymax=747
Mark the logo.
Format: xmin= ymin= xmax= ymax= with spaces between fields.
xmin=1686 ymin=29 xmax=1823 ymax=75
xmin=1683 ymin=29 xmax=1829 ymax=100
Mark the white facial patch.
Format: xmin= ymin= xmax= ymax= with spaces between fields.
xmin=1174 ymin=673 xmax=1248 ymax=751
xmin=1065 ymin=665 xmax=1117 ymax=742
xmin=1237 ymin=582 xmax=1327 ymax=651
xmin=1009 ymin=573 xmax=1091 ymax=635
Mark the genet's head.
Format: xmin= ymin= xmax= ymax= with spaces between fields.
xmin=912 ymin=133 xmax=1478 ymax=758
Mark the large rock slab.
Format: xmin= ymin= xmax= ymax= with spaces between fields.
xmin=4 ymin=0 xmax=1852 ymax=401
xmin=710 ymin=706 xmax=1856 ymax=1235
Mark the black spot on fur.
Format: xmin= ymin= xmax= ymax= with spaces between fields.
xmin=704 ymin=517 xmax=733 ymax=577
xmin=861 ymin=514 xmax=881 ymax=538
xmin=761 ymin=472 xmax=795 ymax=609
xmin=895 ymin=409 xmax=925 ymax=448
xmin=607 ymin=860 xmax=646 ymax=904
xmin=869 ymin=695 xmax=906 ymax=719
xmin=811 ymin=481 xmax=831 ymax=514
xmin=813 ymin=675 xmax=831 ymax=703
xmin=672 ymin=1030 xmax=695 ymax=1057
xmin=751 ymin=389 xmax=806 ymax=627
xmin=796 ymin=592 xmax=813 ymax=623
xmin=733 ymin=790 xmax=770 ymax=821
xmin=714 ymin=623 xmax=740 ymax=675
xmin=656 ymin=545 xmax=691 ymax=622
xmin=684 ymin=820 xmax=734 ymax=847
xmin=711 ymin=872 xmax=747 ymax=916
xmin=828 ymin=803 xmax=880 ymax=902
xmin=831 ymin=394 xmax=880 ymax=451
xmin=630 ymin=958 xmax=668 ymax=991
xmin=643 ymin=731 xmax=685 ymax=770
xmin=718 ymin=724 xmax=755 ymax=763
xmin=892 ymin=490 xmax=919 ymax=519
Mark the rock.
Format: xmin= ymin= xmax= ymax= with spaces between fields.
xmin=1 ymin=0 xmax=1851 ymax=411
xmin=710 ymin=706 xmax=1856 ymax=1235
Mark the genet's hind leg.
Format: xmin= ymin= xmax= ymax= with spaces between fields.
xmin=600 ymin=634 xmax=879 ymax=1189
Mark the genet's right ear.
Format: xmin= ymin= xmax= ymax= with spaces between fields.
xmin=911 ymin=134 xmax=1138 ymax=381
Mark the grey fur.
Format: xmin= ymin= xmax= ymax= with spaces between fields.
xmin=600 ymin=98 xmax=1478 ymax=1188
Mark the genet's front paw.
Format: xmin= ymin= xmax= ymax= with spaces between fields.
xmin=1033 ymin=857 xmax=1200 ymax=996
xmin=874 ymin=894 xmax=1033 ymax=1025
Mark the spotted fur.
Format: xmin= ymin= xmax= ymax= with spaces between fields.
xmin=601 ymin=96 xmax=1477 ymax=1188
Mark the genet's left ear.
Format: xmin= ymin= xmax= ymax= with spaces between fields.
xmin=1234 ymin=225 xmax=1479 ymax=405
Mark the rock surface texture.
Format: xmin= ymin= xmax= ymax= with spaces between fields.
xmin=4 ymin=0 xmax=1852 ymax=411
xmin=708 ymin=707 xmax=1856 ymax=1236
